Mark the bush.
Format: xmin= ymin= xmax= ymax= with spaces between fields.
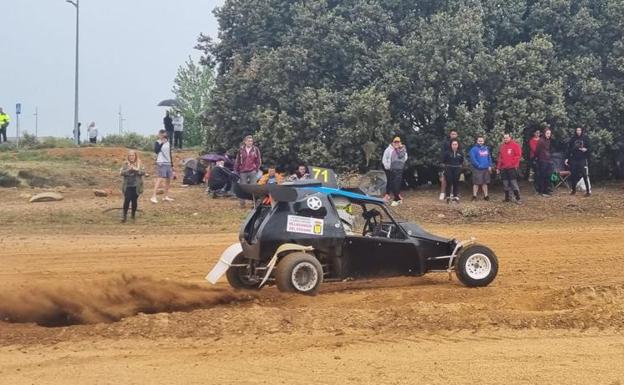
xmin=17 ymin=133 xmax=75 ymax=150
xmin=0 ymin=171 xmax=20 ymax=188
xmin=101 ymin=133 xmax=155 ymax=151
xmin=37 ymin=137 xmax=74 ymax=149
xmin=0 ymin=142 xmax=16 ymax=152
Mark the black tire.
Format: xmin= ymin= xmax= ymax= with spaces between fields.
xmin=275 ymin=252 xmax=323 ymax=295
xmin=455 ymin=244 xmax=498 ymax=287
xmin=226 ymin=253 xmax=260 ymax=290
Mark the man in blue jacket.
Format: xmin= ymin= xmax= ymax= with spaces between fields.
xmin=469 ymin=136 xmax=492 ymax=201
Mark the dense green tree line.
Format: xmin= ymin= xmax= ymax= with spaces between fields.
xmin=197 ymin=0 xmax=624 ymax=177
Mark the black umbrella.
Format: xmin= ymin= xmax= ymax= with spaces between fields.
xmin=157 ymin=99 xmax=180 ymax=107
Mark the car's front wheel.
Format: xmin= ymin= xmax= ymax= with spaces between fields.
xmin=275 ymin=252 xmax=323 ymax=295
xmin=226 ymin=253 xmax=261 ymax=290
xmin=455 ymin=245 xmax=498 ymax=287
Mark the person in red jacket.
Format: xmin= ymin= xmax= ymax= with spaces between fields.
xmin=497 ymin=133 xmax=523 ymax=204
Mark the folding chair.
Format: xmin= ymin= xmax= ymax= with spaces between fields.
xmin=551 ymin=152 xmax=571 ymax=190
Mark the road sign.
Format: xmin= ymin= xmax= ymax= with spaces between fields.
xmin=16 ymin=103 xmax=21 ymax=115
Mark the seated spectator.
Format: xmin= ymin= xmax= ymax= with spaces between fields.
xmin=289 ymin=165 xmax=310 ymax=181
xmin=258 ymin=167 xmax=284 ymax=185
xmin=208 ymin=160 xmax=235 ymax=197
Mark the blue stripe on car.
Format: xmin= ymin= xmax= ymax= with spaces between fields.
xmin=303 ymin=186 xmax=385 ymax=203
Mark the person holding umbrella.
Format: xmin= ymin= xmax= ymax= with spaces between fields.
xmin=163 ymin=111 xmax=174 ymax=143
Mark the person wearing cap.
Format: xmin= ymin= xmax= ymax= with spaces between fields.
xmin=382 ymin=136 xmax=408 ymax=206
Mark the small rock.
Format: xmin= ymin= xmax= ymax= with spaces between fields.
xmin=19 ymin=193 xmax=32 ymax=199
xmin=437 ymin=214 xmax=446 ymax=218
xmin=29 ymin=192 xmax=64 ymax=203
xmin=93 ymin=189 xmax=109 ymax=197
xmin=192 ymin=212 xmax=199 ymax=216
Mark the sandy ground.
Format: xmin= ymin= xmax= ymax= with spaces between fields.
xmin=1 ymin=148 xmax=623 ymax=384
xmin=1 ymin=219 xmax=623 ymax=384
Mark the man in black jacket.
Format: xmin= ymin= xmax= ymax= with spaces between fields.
xmin=565 ymin=127 xmax=591 ymax=196
xmin=163 ymin=111 xmax=174 ymax=144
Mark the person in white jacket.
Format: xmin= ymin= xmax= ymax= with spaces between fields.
xmin=382 ymin=136 xmax=408 ymax=206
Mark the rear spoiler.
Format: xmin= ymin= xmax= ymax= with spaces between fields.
xmin=233 ymin=181 xmax=322 ymax=202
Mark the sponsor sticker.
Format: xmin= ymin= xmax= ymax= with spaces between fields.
xmin=287 ymin=215 xmax=324 ymax=236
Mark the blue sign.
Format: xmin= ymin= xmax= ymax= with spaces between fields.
xmin=16 ymin=103 xmax=21 ymax=115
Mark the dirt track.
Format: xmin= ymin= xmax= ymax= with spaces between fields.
xmin=2 ymin=217 xmax=624 ymax=384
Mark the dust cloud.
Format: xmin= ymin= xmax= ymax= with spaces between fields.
xmin=0 ymin=275 xmax=255 ymax=327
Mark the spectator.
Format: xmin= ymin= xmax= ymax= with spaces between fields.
xmin=497 ymin=133 xmax=523 ymax=204
xmin=234 ymin=135 xmax=262 ymax=208
xmin=439 ymin=130 xmax=460 ymax=200
xmin=382 ymin=136 xmax=408 ymax=206
xmin=289 ymin=165 xmax=310 ymax=181
xmin=87 ymin=122 xmax=98 ymax=144
xmin=173 ymin=112 xmax=184 ymax=149
xmin=469 ymin=136 xmax=492 ymax=201
xmin=443 ymin=139 xmax=464 ymax=203
xmin=163 ymin=111 xmax=174 ymax=143
xmin=0 ymin=107 xmax=10 ymax=143
xmin=208 ymin=160 xmax=235 ymax=197
xmin=258 ymin=167 xmax=284 ymax=185
xmin=528 ymin=129 xmax=541 ymax=187
xmin=534 ymin=128 xmax=554 ymax=197
xmin=565 ymin=127 xmax=591 ymax=196
xmin=120 ymin=150 xmax=145 ymax=223
xmin=151 ymin=129 xmax=175 ymax=203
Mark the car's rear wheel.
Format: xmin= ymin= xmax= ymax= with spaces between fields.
xmin=226 ymin=253 xmax=260 ymax=290
xmin=455 ymin=245 xmax=498 ymax=287
xmin=275 ymin=252 xmax=323 ymax=295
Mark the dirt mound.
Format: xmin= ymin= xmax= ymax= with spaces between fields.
xmin=0 ymin=275 xmax=255 ymax=327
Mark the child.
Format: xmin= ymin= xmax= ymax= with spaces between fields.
xmin=120 ymin=150 xmax=145 ymax=222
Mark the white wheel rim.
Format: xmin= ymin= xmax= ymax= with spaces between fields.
xmin=464 ymin=253 xmax=492 ymax=280
xmin=291 ymin=262 xmax=318 ymax=292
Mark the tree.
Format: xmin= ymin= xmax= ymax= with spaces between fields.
xmin=196 ymin=0 xmax=624 ymax=177
xmin=172 ymin=57 xmax=215 ymax=147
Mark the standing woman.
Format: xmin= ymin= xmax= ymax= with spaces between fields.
xmin=443 ymin=139 xmax=464 ymax=203
xmin=120 ymin=150 xmax=145 ymax=223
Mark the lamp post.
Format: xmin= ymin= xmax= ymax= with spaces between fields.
xmin=66 ymin=0 xmax=79 ymax=146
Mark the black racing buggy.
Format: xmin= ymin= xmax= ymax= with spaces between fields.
xmin=206 ymin=177 xmax=498 ymax=295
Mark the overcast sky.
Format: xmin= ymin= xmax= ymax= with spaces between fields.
xmin=1 ymin=0 xmax=223 ymax=139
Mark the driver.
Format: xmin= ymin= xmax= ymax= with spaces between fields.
xmin=333 ymin=196 xmax=355 ymax=235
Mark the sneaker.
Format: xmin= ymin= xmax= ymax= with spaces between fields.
xmin=452 ymin=196 xmax=460 ymax=202
xmin=541 ymin=193 xmax=552 ymax=198
xmin=164 ymin=196 xmax=174 ymax=202
xmin=150 ymin=196 xmax=158 ymax=204
xmin=484 ymin=196 xmax=490 ymax=201
xmin=471 ymin=196 xmax=477 ymax=202
xmin=390 ymin=200 xmax=400 ymax=207
xmin=439 ymin=193 xmax=445 ymax=201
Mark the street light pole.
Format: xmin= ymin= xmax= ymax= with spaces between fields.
xmin=67 ymin=0 xmax=79 ymax=146
xmin=34 ymin=107 xmax=39 ymax=138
